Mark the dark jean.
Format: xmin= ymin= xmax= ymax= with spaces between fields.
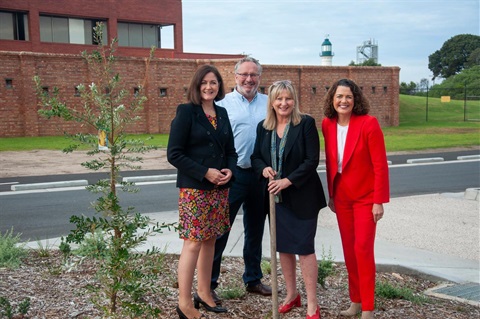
xmin=211 ymin=166 xmax=268 ymax=289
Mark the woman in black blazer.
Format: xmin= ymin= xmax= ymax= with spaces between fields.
xmin=167 ymin=65 xmax=237 ymax=319
xmin=251 ymin=80 xmax=326 ymax=319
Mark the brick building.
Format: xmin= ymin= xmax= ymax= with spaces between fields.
xmin=0 ymin=0 xmax=399 ymax=137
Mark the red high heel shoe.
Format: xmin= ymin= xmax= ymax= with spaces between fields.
xmin=278 ymin=294 xmax=301 ymax=313
xmin=306 ymin=305 xmax=321 ymax=319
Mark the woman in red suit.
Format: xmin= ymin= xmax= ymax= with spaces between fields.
xmin=321 ymin=79 xmax=389 ymax=319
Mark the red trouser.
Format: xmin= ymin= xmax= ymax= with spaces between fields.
xmin=334 ymin=174 xmax=377 ymax=311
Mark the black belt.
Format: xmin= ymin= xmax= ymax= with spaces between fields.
xmin=237 ymin=166 xmax=253 ymax=172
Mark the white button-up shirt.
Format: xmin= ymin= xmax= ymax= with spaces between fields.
xmin=217 ymin=89 xmax=267 ymax=168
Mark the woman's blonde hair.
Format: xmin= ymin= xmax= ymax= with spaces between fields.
xmin=263 ymin=80 xmax=303 ymax=130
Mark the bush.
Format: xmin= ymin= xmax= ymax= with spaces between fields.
xmin=261 ymin=259 xmax=272 ymax=275
xmin=217 ymin=280 xmax=246 ymax=301
xmin=317 ymin=246 xmax=335 ymax=289
xmin=0 ymin=296 xmax=30 ymax=319
xmin=376 ymin=281 xmax=430 ymax=304
xmin=74 ymin=229 xmax=108 ymax=259
xmin=0 ymin=228 xmax=27 ymax=269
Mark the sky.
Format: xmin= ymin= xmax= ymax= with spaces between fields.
xmin=181 ymin=0 xmax=479 ymax=85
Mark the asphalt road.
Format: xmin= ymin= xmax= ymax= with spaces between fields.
xmin=0 ymin=150 xmax=479 ymax=241
xmin=0 ymin=149 xmax=478 ymax=192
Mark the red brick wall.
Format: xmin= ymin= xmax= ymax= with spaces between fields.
xmin=1 ymin=0 xmax=183 ymax=53
xmin=0 ymin=0 xmax=245 ymax=60
xmin=0 ymin=0 xmax=399 ymax=137
xmin=0 ymin=51 xmax=399 ymax=137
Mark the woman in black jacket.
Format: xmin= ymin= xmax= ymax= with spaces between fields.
xmin=167 ymin=65 xmax=237 ymax=319
xmin=251 ymin=80 xmax=326 ymax=319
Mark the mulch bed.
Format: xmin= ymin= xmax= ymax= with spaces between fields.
xmin=1 ymin=250 xmax=479 ymax=318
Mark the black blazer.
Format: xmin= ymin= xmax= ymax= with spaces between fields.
xmin=251 ymin=115 xmax=326 ymax=219
xmin=167 ymin=102 xmax=237 ymax=190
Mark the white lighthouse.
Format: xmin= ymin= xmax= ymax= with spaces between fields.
xmin=320 ymin=35 xmax=334 ymax=66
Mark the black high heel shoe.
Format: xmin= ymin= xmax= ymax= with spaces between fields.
xmin=193 ymin=292 xmax=228 ymax=313
xmin=176 ymin=305 xmax=206 ymax=319
xmin=176 ymin=306 xmax=188 ymax=319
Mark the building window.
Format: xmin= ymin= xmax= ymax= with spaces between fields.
xmin=0 ymin=11 xmax=29 ymax=41
xmin=311 ymin=86 xmax=317 ymax=94
xmin=325 ymin=86 xmax=330 ymax=92
xmin=259 ymin=86 xmax=266 ymax=94
xmin=74 ymin=86 xmax=80 ymax=96
xmin=39 ymin=15 xmax=107 ymax=44
xmin=371 ymin=86 xmax=376 ymax=94
xmin=118 ymin=22 xmax=174 ymax=48
xmin=159 ymin=88 xmax=167 ymax=97
xmin=134 ymin=87 xmax=140 ymax=96
xmin=383 ymin=86 xmax=388 ymax=93
xmin=5 ymin=78 xmax=13 ymax=88
xmin=183 ymin=87 xmax=188 ymax=95
xmin=42 ymin=86 xmax=49 ymax=96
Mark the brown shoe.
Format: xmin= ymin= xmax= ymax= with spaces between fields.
xmin=246 ymin=283 xmax=272 ymax=296
xmin=211 ymin=290 xmax=222 ymax=305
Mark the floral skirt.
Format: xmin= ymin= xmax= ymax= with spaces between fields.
xmin=178 ymin=187 xmax=230 ymax=241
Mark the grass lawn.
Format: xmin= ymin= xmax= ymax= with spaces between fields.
xmin=0 ymin=134 xmax=170 ymax=152
xmin=0 ymin=95 xmax=478 ymax=152
xmin=384 ymin=94 xmax=479 ymax=151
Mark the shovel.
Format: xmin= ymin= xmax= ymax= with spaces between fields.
xmin=269 ymin=191 xmax=279 ymax=319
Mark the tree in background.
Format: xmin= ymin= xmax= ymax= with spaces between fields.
xmin=465 ymin=47 xmax=480 ymax=69
xmin=428 ymin=34 xmax=480 ymax=81
xmin=399 ymin=81 xmax=417 ymax=95
xmin=348 ymin=58 xmax=382 ymax=66
xmin=418 ymin=78 xmax=430 ymax=92
xmin=428 ymin=65 xmax=480 ymax=99
xmin=400 ymin=78 xmax=430 ymax=96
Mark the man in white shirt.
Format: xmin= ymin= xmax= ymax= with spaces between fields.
xmin=211 ymin=57 xmax=272 ymax=303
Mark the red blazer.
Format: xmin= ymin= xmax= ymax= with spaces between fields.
xmin=322 ymin=114 xmax=390 ymax=204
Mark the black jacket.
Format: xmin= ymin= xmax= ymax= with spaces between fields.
xmin=167 ymin=102 xmax=237 ymax=190
xmin=251 ymin=115 xmax=326 ymax=219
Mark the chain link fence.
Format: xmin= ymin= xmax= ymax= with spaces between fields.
xmin=400 ymin=86 xmax=480 ymax=123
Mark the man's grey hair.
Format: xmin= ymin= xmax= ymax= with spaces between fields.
xmin=234 ymin=57 xmax=263 ymax=74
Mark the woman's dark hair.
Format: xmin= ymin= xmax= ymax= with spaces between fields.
xmin=187 ymin=64 xmax=226 ymax=105
xmin=323 ymin=78 xmax=370 ymax=118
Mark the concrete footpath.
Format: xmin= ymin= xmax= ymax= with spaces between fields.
xmin=141 ymin=191 xmax=479 ymax=285
xmin=26 ymin=190 xmax=479 ymax=286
